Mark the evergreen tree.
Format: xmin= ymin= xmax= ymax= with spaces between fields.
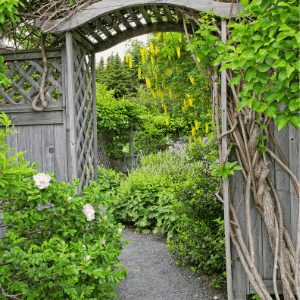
xmin=96 ymin=53 xmax=139 ymax=99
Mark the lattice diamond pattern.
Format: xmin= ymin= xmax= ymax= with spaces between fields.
xmin=0 ymin=55 xmax=63 ymax=106
xmin=72 ymin=39 xmax=96 ymax=192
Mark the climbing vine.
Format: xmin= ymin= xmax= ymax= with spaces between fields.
xmin=126 ymin=0 xmax=300 ymax=298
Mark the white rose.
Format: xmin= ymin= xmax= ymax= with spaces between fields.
xmin=67 ymin=197 xmax=72 ymax=203
xmin=82 ymin=204 xmax=95 ymax=221
xmin=118 ymin=228 xmax=122 ymax=234
xmin=103 ymin=215 xmax=107 ymax=221
xmin=85 ymin=255 xmax=90 ymax=261
xmin=83 ymin=245 xmax=86 ymax=250
xmin=33 ymin=173 xmax=51 ymax=189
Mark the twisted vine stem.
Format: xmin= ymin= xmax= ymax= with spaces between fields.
xmin=182 ymin=9 xmax=299 ymax=299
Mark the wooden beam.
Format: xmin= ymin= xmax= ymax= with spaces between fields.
xmin=83 ymin=23 xmax=104 ymax=43
xmin=95 ymin=23 xmax=192 ymax=53
xmin=102 ymin=14 xmax=121 ymax=33
xmin=150 ymin=5 xmax=164 ymax=23
xmin=72 ymin=30 xmax=95 ymax=52
xmin=162 ymin=4 xmax=174 ymax=23
xmin=91 ymin=52 xmax=98 ymax=182
xmin=2 ymin=50 xmax=61 ymax=61
xmin=38 ymin=0 xmax=244 ymax=33
xmin=66 ymin=32 xmax=78 ymax=183
xmin=138 ymin=6 xmax=152 ymax=24
xmin=127 ymin=7 xmax=142 ymax=27
xmin=114 ymin=10 xmax=132 ymax=30
xmin=0 ymin=110 xmax=64 ymax=126
xmin=93 ymin=19 xmax=113 ymax=38
xmin=221 ymin=19 xmax=233 ymax=300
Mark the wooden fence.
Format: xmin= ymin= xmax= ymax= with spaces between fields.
xmin=230 ymin=121 xmax=299 ymax=298
xmin=0 ymin=37 xmax=98 ymax=195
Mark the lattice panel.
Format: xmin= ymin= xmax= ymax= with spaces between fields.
xmin=97 ymin=131 xmax=112 ymax=169
xmin=72 ymin=39 xmax=97 ymax=192
xmin=0 ymin=51 xmax=63 ymax=106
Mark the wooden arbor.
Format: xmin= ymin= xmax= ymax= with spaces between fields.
xmin=1 ymin=1 xmax=297 ymax=300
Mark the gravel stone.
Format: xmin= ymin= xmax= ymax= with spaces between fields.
xmin=112 ymin=227 xmax=227 ymax=300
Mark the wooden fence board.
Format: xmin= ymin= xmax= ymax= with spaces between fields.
xmin=0 ymin=110 xmax=64 ymax=126
xmin=274 ymin=124 xmax=291 ymax=281
xmin=2 ymin=50 xmax=61 ymax=61
xmin=289 ymin=124 xmax=299 ymax=248
xmin=29 ymin=125 xmax=43 ymax=172
xmin=41 ymin=125 xmax=55 ymax=173
xmin=263 ymin=120 xmax=276 ymax=280
xmin=53 ymin=124 xmax=68 ymax=182
xmin=231 ymin=168 xmax=248 ymax=299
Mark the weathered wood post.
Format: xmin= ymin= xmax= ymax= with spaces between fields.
xmin=221 ymin=18 xmax=233 ymax=300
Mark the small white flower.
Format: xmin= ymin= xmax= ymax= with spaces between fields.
xmin=83 ymin=245 xmax=86 ymax=250
xmin=85 ymin=255 xmax=90 ymax=261
xmin=103 ymin=215 xmax=108 ymax=221
xmin=82 ymin=204 xmax=95 ymax=221
xmin=100 ymin=238 xmax=106 ymax=245
xmin=33 ymin=173 xmax=51 ymax=189
xmin=99 ymin=218 xmax=102 ymax=223
xmin=118 ymin=228 xmax=122 ymax=234
xmin=67 ymin=197 xmax=72 ymax=203
xmin=106 ymin=267 xmax=110 ymax=272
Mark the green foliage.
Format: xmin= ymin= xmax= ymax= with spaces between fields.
xmin=211 ymin=161 xmax=242 ymax=180
xmin=97 ymin=166 xmax=125 ymax=195
xmin=96 ymin=83 xmax=143 ymax=161
xmin=203 ymin=0 xmax=299 ymax=129
xmin=0 ymin=113 xmax=129 ymax=299
xmin=0 ymin=112 xmax=38 ymax=189
xmin=167 ymin=170 xmax=225 ymax=284
xmin=96 ymin=53 xmax=139 ymax=99
xmin=109 ymin=172 xmax=177 ymax=237
xmin=133 ymin=113 xmax=190 ymax=155
xmin=126 ymin=32 xmax=212 ymax=139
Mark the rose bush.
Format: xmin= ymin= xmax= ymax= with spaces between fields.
xmin=0 ymin=112 xmax=129 ymax=299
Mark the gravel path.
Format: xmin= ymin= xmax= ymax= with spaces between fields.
xmin=112 ymin=227 xmax=227 ymax=300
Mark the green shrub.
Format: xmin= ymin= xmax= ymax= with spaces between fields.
xmin=167 ymin=166 xmax=225 ymax=287
xmin=0 ymin=112 xmax=129 ymax=300
xmin=97 ymin=166 xmax=125 ymax=195
xmin=109 ymin=173 xmax=178 ymax=236
xmin=133 ymin=113 xmax=190 ymax=155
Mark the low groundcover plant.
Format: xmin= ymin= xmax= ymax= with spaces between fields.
xmin=0 ymin=112 xmax=129 ymax=300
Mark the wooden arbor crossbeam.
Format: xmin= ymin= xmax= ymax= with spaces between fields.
xmin=37 ymin=0 xmax=244 ymax=54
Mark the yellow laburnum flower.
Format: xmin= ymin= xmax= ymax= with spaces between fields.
xmin=164 ymin=105 xmax=167 ymax=113
xmin=150 ymin=42 xmax=155 ymax=54
xmin=189 ymin=136 xmax=192 ymax=145
xmin=177 ymin=46 xmax=180 ymax=58
xmin=190 ymin=76 xmax=195 ymax=84
xmin=197 ymin=57 xmax=200 ymax=63
xmin=125 ymin=55 xmax=129 ymax=63
xmin=166 ymin=115 xmax=170 ymax=126
xmin=129 ymin=56 xmax=133 ymax=69
xmin=155 ymin=45 xmax=159 ymax=55
xmin=150 ymin=89 xmax=156 ymax=98
xmin=205 ymin=123 xmax=209 ymax=133
xmin=199 ymin=136 xmax=202 ymax=143
xmin=140 ymin=48 xmax=145 ymax=64
xmin=144 ymin=48 xmax=148 ymax=58
xmin=151 ymin=56 xmax=155 ymax=65
xmin=189 ymin=98 xmax=193 ymax=107
xmin=178 ymin=36 xmax=182 ymax=43
xmin=157 ymin=32 xmax=162 ymax=39
xmin=138 ymin=67 xmax=142 ymax=79
xmin=194 ymin=120 xmax=199 ymax=131
xmin=146 ymin=77 xmax=151 ymax=89
xmin=168 ymin=54 xmax=171 ymax=61
xmin=191 ymin=126 xmax=196 ymax=137
xmin=154 ymin=74 xmax=158 ymax=81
